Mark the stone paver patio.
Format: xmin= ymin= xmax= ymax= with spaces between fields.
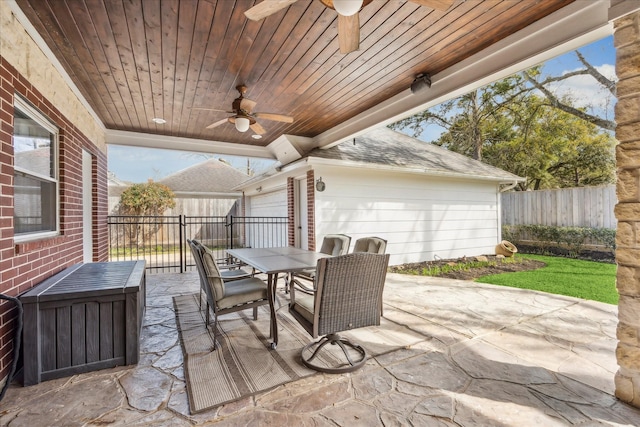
xmin=2 ymin=271 xmax=640 ymax=426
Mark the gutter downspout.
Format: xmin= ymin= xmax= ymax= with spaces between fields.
xmin=499 ymin=180 xmax=519 ymax=192
xmin=498 ymin=180 xmax=519 ymax=244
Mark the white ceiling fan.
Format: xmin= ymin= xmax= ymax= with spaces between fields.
xmin=193 ymin=85 xmax=294 ymax=134
xmin=244 ymin=0 xmax=454 ymax=54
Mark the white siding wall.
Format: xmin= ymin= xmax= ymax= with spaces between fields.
xmin=313 ymin=166 xmax=501 ymax=265
xmin=246 ymin=189 xmax=287 ymax=248
xmin=247 ymin=189 xmax=287 ymax=217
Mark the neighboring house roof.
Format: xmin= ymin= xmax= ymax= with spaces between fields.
xmin=108 ymin=171 xmax=131 ymax=187
xmin=307 ymin=127 xmax=523 ymax=182
xmin=107 ymin=171 xmax=132 ymax=198
xmin=157 ymin=158 xmax=249 ymax=194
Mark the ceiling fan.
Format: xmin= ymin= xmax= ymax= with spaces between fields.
xmin=244 ymin=0 xmax=454 ymax=54
xmin=195 ymin=85 xmax=294 ymax=134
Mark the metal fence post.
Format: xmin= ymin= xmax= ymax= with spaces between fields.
xmin=179 ymin=214 xmax=184 ymax=273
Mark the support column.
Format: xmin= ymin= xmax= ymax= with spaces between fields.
xmin=614 ymin=10 xmax=640 ymax=407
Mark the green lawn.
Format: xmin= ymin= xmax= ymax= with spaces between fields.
xmin=475 ymin=254 xmax=618 ymax=305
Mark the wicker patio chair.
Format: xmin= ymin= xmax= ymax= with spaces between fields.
xmin=287 ymin=234 xmax=352 ymax=294
xmin=352 ymin=236 xmax=388 ymax=314
xmin=288 ymin=252 xmax=390 ymax=373
xmin=188 ymin=240 xmax=269 ymax=350
xmin=352 ymin=236 xmax=387 ymax=255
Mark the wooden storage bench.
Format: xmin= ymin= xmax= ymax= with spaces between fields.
xmin=20 ymin=261 xmax=146 ymax=386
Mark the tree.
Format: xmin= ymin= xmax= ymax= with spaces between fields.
xmin=118 ymin=180 xmax=176 ymax=246
xmin=481 ymin=97 xmax=616 ymax=190
xmin=390 ymin=48 xmax=617 ymax=189
xmin=392 ymin=74 xmax=528 ymax=161
xmin=522 ymin=51 xmax=616 ymax=131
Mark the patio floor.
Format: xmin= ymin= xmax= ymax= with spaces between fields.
xmin=2 ymin=271 xmax=640 ymax=426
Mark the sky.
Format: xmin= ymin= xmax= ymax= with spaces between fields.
xmin=108 ymin=36 xmax=615 ymax=184
xmin=108 ymin=147 xmax=275 ymax=183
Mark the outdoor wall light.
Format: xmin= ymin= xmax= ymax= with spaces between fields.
xmin=316 ymin=177 xmax=326 ymax=192
xmin=410 ymin=73 xmax=431 ymax=94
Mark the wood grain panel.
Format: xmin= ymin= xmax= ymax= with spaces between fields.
xmin=56 ymin=306 xmax=71 ymax=368
xmin=160 ymin=0 xmax=179 ymax=133
xmin=41 ymin=308 xmax=56 ymax=371
xmin=113 ymin=300 xmax=125 ymax=358
xmin=71 ymin=304 xmax=86 ymax=366
xmin=16 ymin=0 xmax=575 ymax=148
xmin=86 ymin=302 xmax=100 ymax=363
xmin=99 ymin=302 xmax=113 ymax=360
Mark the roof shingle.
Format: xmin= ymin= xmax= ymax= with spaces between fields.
xmin=308 ymin=128 xmax=522 ymax=182
xmin=157 ymin=159 xmax=249 ymax=193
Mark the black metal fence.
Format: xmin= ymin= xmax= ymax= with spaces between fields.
xmin=107 ymin=215 xmax=289 ymax=274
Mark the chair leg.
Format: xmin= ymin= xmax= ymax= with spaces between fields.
xmin=211 ymin=312 xmax=218 ymax=351
xmin=253 ymin=306 xmax=258 ymax=320
xmin=300 ymin=333 xmax=367 ymax=374
xmin=284 ymin=273 xmax=291 ymax=293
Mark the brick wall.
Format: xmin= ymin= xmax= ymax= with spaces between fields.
xmin=285 ymin=173 xmax=316 ymax=249
xmin=0 ymin=56 xmax=108 ymax=383
xmin=306 ymin=170 xmax=315 ymax=251
xmin=287 ymin=177 xmax=295 ymax=247
xmin=614 ymin=10 xmax=640 ymax=408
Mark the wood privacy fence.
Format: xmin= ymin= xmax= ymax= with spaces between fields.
xmin=108 ymin=196 xmax=239 ymax=217
xmin=501 ymin=185 xmax=617 ymax=229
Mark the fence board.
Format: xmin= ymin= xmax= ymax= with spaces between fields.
xmin=501 ymin=185 xmax=616 ymax=229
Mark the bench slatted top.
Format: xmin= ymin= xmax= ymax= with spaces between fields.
xmin=21 ymin=261 xmax=145 ymax=303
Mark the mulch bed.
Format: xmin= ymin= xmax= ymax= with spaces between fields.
xmin=388 ymin=255 xmax=546 ymax=280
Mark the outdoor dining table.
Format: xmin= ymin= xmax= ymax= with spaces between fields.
xmin=226 ymin=247 xmax=331 ymax=349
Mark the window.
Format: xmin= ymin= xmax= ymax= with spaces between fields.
xmin=13 ymin=97 xmax=59 ymax=240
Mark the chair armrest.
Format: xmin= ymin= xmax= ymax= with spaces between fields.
xmin=221 ymin=268 xmax=252 ymax=281
xmin=291 ymin=273 xmax=316 ymax=295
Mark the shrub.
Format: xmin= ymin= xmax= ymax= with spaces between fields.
xmin=117 ymin=181 xmax=176 ymax=246
xmin=503 ymin=224 xmax=615 ymax=257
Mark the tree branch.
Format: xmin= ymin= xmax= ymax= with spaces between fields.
xmin=523 ymin=73 xmax=615 ymax=131
xmin=575 ymin=50 xmax=616 ymax=96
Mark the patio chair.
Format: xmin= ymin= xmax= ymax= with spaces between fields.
xmin=288 ymin=252 xmax=390 ymax=373
xmin=287 ymin=234 xmax=352 ymax=293
xmin=352 ymin=236 xmax=387 ymax=255
xmin=188 ymin=240 xmax=269 ymax=350
xmin=190 ymin=239 xmax=252 ymax=308
xmin=352 ymin=236 xmax=388 ymax=314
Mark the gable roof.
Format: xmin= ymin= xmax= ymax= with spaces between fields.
xmin=157 ymin=159 xmax=249 ymax=194
xmin=307 ymin=127 xmax=523 ymax=182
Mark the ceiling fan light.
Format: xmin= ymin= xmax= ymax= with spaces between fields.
xmin=235 ymin=116 xmax=251 ymax=132
xmin=333 ymin=0 xmax=363 ymax=16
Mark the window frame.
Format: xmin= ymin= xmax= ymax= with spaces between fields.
xmin=13 ymin=96 xmax=60 ymax=243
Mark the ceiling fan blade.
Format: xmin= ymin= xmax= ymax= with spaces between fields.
xmin=206 ymin=118 xmax=230 ymax=129
xmin=250 ymin=122 xmax=266 ymax=135
xmin=239 ymin=98 xmax=257 ymax=113
xmin=253 ymin=112 xmax=294 ymax=123
xmin=409 ymin=0 xmax=454 ymax=11
xmin=244 ymin=0 xmax=298 ymax=21
xmin=190 ymin=107 xmax=233 ymax=113
xmin=338 ymin=13 xmax=359 ymax=54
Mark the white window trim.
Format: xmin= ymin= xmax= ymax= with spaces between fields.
xmin=13 ymin=96 xmax=60 ymax=243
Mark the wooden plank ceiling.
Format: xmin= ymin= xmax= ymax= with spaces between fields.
xmin=16 ymin=0 xmax=574 ymax=148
